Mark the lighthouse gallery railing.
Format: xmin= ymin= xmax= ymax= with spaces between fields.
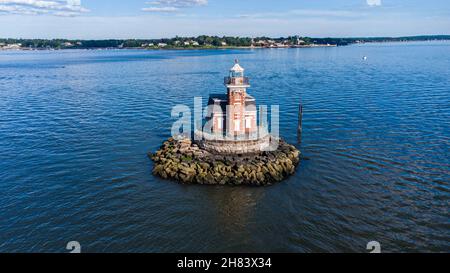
xmin=224 ymin=77 xmax=249 ymax=85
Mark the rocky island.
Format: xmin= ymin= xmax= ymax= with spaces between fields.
xmin=150 ymin=137 xmax=300 ymax=186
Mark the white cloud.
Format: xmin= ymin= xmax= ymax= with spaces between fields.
xmin=0 ymin=0 xmax=89 ymax=16
xmin=238 ymin=9 xmax=365 ymax=19
xmin=142 ymin=0 xmax=207 ymax=13
xmin=150 ymin=0 xmax=207 ymax=7
xmin=367 ymin=0 xmax=382 ymax=7
xmin=142 ymin=6 xmax=179 ymax=13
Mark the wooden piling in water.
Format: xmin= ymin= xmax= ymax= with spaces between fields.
xmin=298 ymin=104 xmax=303 ymax=144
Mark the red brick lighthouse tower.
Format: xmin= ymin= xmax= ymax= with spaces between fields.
xmin=207 ymin=60 xmax=257 ymax=137
xmin=224 ymin=60 xmax=255 ymax=136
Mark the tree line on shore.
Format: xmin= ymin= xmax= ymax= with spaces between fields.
xmin=1 ymin=35 xmax=449 ymax=49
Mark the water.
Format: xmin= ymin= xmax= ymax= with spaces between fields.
xmin=0 ymin=42 xmax=449 ymax=253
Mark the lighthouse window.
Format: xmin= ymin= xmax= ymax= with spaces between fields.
xmin=235 ymin=120 xmax=240 ymax=131
xmin=245 ymin=118 xmax=252 ymax=129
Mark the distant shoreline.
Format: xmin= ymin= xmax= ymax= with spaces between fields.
xmin=0 ymin=35 xmax=450 ymax=50
xmin=0 ymin=44 xmax=339 ymax=51
xmin=1 ymin=41 xmax=448 ymax=51
xmin=1 ymin=35 xmax=449 ymax=51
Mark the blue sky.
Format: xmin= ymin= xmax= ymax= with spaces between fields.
xmin=0 ymin=0 xmax=449 ymax=39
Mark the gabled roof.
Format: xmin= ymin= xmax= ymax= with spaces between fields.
xmin=209 ymin=93 xmax=227 ymax=102
xmin=207 ymin=94 xmax=256 ymax=113
xmin=208 ymin=94 xmax=228 ymax=113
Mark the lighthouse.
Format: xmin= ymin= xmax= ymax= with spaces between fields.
xmin=226 ymin=60 xmax=252 ymax=136
xmin=207 ymin=60 xmax=257 ymax=137
xmin=153 ymin=61 xmax=301 ymax=184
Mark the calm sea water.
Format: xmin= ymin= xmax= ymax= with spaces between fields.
xmin=0 ymin=42 xmax=449 ymax=253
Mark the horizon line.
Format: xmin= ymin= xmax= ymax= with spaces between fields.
xmin=2 ymin=34 xmax=450 ymax=41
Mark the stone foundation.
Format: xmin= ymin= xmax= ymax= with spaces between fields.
xmin=149 ymin=137 xmax=300 ymax=186
xmin=196 ymin=135 xmax=275 ymax=155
